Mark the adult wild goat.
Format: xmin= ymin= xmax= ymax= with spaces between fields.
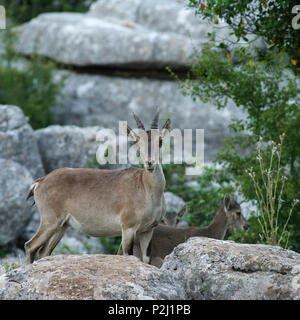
xmin=25 ymin=111 xmax=171 ymax=264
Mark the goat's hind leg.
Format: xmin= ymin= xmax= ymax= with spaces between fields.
xmin=25 ymin=223 xmax=58 ymax=264
xmin=38 ymin=223 xmax=68 ymax=259
xmin=24 ymin=212 xmax=65 ymax=264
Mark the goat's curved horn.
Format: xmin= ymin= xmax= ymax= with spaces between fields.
xmin=151 ymin=109 xmax=159 ymax=129
xmin=133 ymin=113 xmax=145 ymax=130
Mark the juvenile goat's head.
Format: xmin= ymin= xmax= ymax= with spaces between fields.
xmin=127 ymin=111 xmax=171 ymax=172
xmin=161 ymin=205 xmax=187 ymax=227
xmin=223 ymin=194 xmax=249 ymax=231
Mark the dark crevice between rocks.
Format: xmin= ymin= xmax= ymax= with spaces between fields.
xmin=21 ymin=54 xmax=193 ymax=81
xmin=231 ymin=266 xmax=288 ymax=275
xmin=67 ymin=64 xmax=191 ymax=80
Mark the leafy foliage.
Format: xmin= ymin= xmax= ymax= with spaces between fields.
xmin=0 ymin=28 xmax=64 ymax=129
xmin=1 ymin=0 xmax=94 ymax=24
xmin=100 ymin=237 xmax=122 ymax=255
xmin=178 ymin=39 xmax=300 ymax=250
xmin=163 ymin=164 xmax=234 ymax=229
xmin=247 ymin=135 xmax=297 ymax=247
xmin=188 ymin=0 xmax=300 ymax=69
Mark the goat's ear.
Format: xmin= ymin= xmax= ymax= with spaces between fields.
xmin=178 ymin=205 xmax=187 ymax=218
xmin=160 ymin=118 xmax=171 ymax=138
xmin=127 ymin=124 xmax=139 ymax=142
xmin=224 ymin=194 xmax=232 ymax=212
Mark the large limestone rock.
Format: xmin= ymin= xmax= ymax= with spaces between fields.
xmin=0 ymin=255 xmax=186 ymax=300
xmin=161 ymin=237 xmax=300 ymax=300
xmin=52 ymin=70 xmax=245 ymax=161
xmin=88 ymin=0 xmax=264 ymax=51
xmin=15 ymin=12 xmax=194 ymax=68
xmin=88 ymin=0 xmax=229 ymax=40
xmin=35 ymin=125 xmax=102 ymax=173
xmin=0 ymin=159 xmax=34 ymax=246
xmin=164 ymin=192 xmax=185 ymax=213
xmin=15 ymin=0 xmax=259 ymax=69
xmin=1 ymin=238 xmax=300 ymax=300
xmin=0 ymin=105 xmax=43 ymax=248
xmin=3 ymin=0 xmax=248 ymax=162
xmin=0 ymin=105 xmax=44 ymax=179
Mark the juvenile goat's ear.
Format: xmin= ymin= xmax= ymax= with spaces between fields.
xmin=178 ymin=204 xmax=187 ymax=218
xmin=127 ymin=124 xmax=139 ymax=141
xmin=224 ymin=194 xmax=233 ymax=211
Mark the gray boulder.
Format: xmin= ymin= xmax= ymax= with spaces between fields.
xmin=0 ymin=159 xmax=34 ymax=246
xmin=164 ymin=192 xmax=185 ymax=213
xmin=12 ymin=1 xmax=261 ymax=70
xmin=161 ymin=237 xmax=300 ymax=300
xmin=88 ymin=0 xmax=230 ymax=41
xmin=52 ymin=70 xmax=245 ymax=161
xmin=0 ymin=254 xmax=186 ymax=299
xmin=35 ymin=125 xmax=102 ymax=173
xmin=88 ymin=0 xmax=233 ymax=42
xmin=15 ymin=12 xmax=194 ymax=68
xmin=54 ymin=234 xmax=104 ymax=255
xmin=0 ymin=105 xmax=44 ymax=179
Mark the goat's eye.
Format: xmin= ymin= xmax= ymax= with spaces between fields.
xmin=236 ymin=211 xmax=241 ymax=216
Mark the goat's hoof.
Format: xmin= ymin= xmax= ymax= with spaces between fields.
xmin=142 ymin=256 xmax=150 ymax=264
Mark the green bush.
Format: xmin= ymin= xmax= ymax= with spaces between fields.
xmin=177 ymin=43 xmax=300 ymax=251
xmin=100 ymin=237 xmax=121 ymax=255
xmin=0 ymin=29 xmax=63 ymax=129
xmin=2 ymin=0 xmax=94 ymax=24
xmin=163 ymin=164 xmax=234 ymax=230
xmin=182 ymin=0 xmax=300 ymax=251
xmin=188 ymin=0 xmax=300 ymax=71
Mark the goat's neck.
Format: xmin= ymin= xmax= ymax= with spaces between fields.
xmin=142 ymin=164 xmax=165 ymax=196
xmin=205 ymin=206 xmax=229 ymax=240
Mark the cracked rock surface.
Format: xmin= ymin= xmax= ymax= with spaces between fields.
xmin=0 ymin=255 xmax=185 ymax=300
xmin=0 ymin=159 xmax=34 ymax=246
xmin=0 ymin=105 xmax=44 ymax=179
xmin=1 ymin=238 xmax=300 ymax=300
xmin=161 ymin=237 xmax=300 ymax=300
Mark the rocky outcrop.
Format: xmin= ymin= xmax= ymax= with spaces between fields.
xmin=161 ymin=237 xmax=300 ymax=300
xmin=164 ymin=192 xmax=185 ymax=213
xmin=88 ymin=0 xmax=220 ymax=39
xmin=6 ymin=0 xmax=248 ymax=161
xmin=16 ymin=12 xmax=194 ymax=69
xmin=51 ymin=70 xmax=245 ymax=161
xmin=0 ymin=159 xmax=34 ymax=246
xmin=15 ymin=0 xmax=233 ymax=69
xmin=0 ymin=105 xmax=44 ymax=247
xmin=0 ymin=255 xmax=185 ymax=300
xmin=1 ymin=238 xmax=300 ymax=300
xmin=35 ymin=125 xmax=102 ymax=173
xmin=0 ymin=105 xmax=44 ymax=179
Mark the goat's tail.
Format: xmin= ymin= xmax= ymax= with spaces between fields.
xmin=26 ymin=177 xmax=44 ymax=206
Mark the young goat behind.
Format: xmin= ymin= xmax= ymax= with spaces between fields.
xmin=139 ymin=194 xmax=249 ymax=267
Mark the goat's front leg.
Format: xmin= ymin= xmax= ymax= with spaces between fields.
xmin=138 ymin=229 xmax=154 ymax=264
xmin=121 ymin=227 xmax=136 ymax=256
